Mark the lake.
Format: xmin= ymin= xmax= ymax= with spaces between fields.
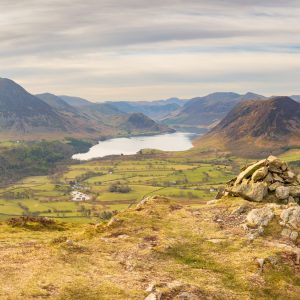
xmin=72 ymin=132 xmax=196 ymax=160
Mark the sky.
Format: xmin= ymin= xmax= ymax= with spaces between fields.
xmin=1 ymin=0 xmax=300 ymax=101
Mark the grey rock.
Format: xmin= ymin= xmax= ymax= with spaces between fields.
xmin=280 ymin=207 xmax=300 ymax=229
xmin=268 ymin=182 xmax=282 ymax=192
xmin=231 ymin=205 xmax=250 ymax=215
xmin=290 ymin=231 xmax=299 ymax=241
xmin=281 ymin=228 xmax=292 ymax=238
xmin=235 ymin=159 xmax=266 ymax=185
xmin=281 ymin=163 xmax=288 ymax=171
xmin=246 ymin=207 xmax=274 ymax=227
xmin=288 ymin=196 xmax=296 ymax=204
xmin=146 ymin=283 xmax=156 ymax=293
xmin=231 ymin=181 xmax=268 ymax=202
xmin=275 ymin=186 xmax=290 ymax=200
xmin=256 ymin=258 xmax=265 ymax=273
xmin=290 ymin=186 xmax=300 ymax=197
xmin=265 ymin=172 xmax=274 ymax=183
xmin=287 ymin=171 xmax=296 ymax=179
xmin=267 ymin=155 xmax=282 ymax=167
xmin=252 ymin=167 xmax=268 ymax=182
xmin=144 ymin=293 xmax=161 ymax=300
xmin=272 ymin=173 xmax=284 ymax=183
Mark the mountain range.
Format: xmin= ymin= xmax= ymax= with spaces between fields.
xmin=161 ymin=92 xmax=267 ymax=132
xmin=0 ymin=78 xmax=172 ymax=140
xmin=1 ymin=77 xmax=300 ymax=153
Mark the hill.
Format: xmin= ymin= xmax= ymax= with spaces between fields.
xmin=163 ymin=92 xmax=266 ymax=132
xmin=196 ymin=96 xmax=300 ymax=157
xmin=291 ymin=95 xmax=300 ymax=102
xmin=59 ymin=95 xmax=92 ymax=107
xmin=0 ymin=78 xmax=71 ymax=137
xmin=0 ymin=194 xmax=299 ymax=299
xmin=107 ymin=98 xmax=185 ymax=121
xmin=120 ymin=112 xmax=174 ymax=133
xmin=36 ymin=93 xmax=77 ymax=113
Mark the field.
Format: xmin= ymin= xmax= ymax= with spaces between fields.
xmin=0 ymin=151 xmax=239 ymax=223
xmin=0 ymin=147 xmax=299 ymax=223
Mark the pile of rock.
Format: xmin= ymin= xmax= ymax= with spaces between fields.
xmin=223 ymin=155 xmax=300 ymax=203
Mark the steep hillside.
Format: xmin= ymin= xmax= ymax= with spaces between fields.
xmin=36 ymin=93 xmax=77 ymax=113
xmin=196 ymin=96 xmax=300 ymax=157
xmin=291 ymin=95 xmax=300 ymax=102
xmin=59 ymin=95 xmax=92 ymax=107
xmin=163 ymin=92 xmax=266 ymax=131
xmin=1 ymin=194 xmax=299 ymax=299
xmin=0 ymin=78 xmax=71 ymax=136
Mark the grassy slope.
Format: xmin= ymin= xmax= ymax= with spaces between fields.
xmin=0 ymin=196 xmax=299 ymax=299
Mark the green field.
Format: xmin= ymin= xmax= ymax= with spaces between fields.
xmin=0 ymin=148 xmax=298 ymax=223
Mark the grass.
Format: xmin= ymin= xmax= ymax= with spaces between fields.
xmin=0 ymin=146 xmax=299 ymax=224
xmin=0 ymin=155 xmax=237 ymax=222
xmin=0 ymin=192 xmax=299 ymax=298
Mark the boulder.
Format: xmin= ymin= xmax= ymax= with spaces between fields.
xmin=280 ymin=207 xmax=300 ymax=230
xmin=235 ymin=159 xmax=266 ymax=185
xmin=290 ymin=186 xmax=300 ymax=197
xmin=246 ymin=207 xmax=274 ymax=227
xmin=281 ymin=228 xmax=298 ymax=241
xmin=252 ymin=167 xmax=268 ymax=182
xmin=231 ymin=181 xmax=268 ymax=202
xmin=275 ymin=186 xmax=290 ymax=200
xmin=267 ymin=155 xmax=283 ymax=169
xmin=268 ymin=182 xmax=282 ymax=192
xmin=272 ymin=173 xmax=284 ymax=183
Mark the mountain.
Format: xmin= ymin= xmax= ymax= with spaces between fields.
xmin=36 ymin=93 xmax=77 ymax=113
xmin=107 ymin=98 xmax=185 ymax=121
xmin=162 ymin=92 xmax=266 ymax=132
xmin=120 ymin=112 xmax=173 ymax=133
xmin=291 ymin=95 xmax=300 ymax=102
xmin=59 ymin=95 xmax=92 ymax=107
xmin=196 ymin=96 xmax=300 ymax=157
xmin=0 ymin=78 xmax=71 ymax=136
xmin=0 ymin=79 xmax=172 ymax=140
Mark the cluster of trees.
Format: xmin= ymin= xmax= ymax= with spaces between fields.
xmin=109 ymin=182 xmax=131 ymax=193
xmin=74 ymin=171 xmax=105 ymax=183
xmin=65 ymin=138 xmax=93 ymax=153
xmin=0 ymin=140 xmax=80 ymax=185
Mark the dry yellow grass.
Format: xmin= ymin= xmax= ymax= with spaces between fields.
xmin=0 ymin=196 xmax=299 ymax=299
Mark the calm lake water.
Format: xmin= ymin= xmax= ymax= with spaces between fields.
xmin=72 ymin=132 xmax=195 ymax=160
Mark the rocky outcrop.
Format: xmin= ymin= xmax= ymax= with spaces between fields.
xmin=280 ymin=207 xmax=300 ymax=241
xmin=223 ymin=156 xmax=300 ymax=203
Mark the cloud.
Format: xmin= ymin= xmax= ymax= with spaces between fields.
xmin=0 ymin=0 xmax=299 ymax=99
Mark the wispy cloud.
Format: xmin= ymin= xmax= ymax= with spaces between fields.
xmin=0 ymin=0 xmax=299 ymax=100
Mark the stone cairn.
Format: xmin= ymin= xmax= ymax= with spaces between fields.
xmin=223 ymin=155 xmax=300 ymax=204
